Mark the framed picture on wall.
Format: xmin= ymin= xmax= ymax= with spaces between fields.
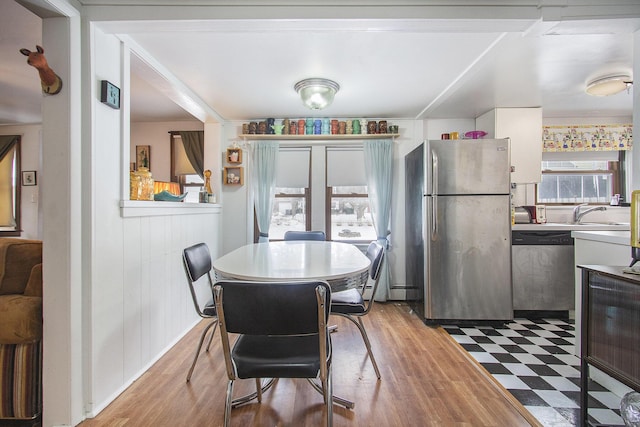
xmin=136 ymin=145 xmax=151 ymax=170
xmin=22 ymin=170 xmax=37 ymax=186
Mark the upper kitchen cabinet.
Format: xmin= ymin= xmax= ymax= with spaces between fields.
xmin=476 ymin=108 xmax=542 ymax=184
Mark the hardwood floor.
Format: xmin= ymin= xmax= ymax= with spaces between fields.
xmin=78 ymin=302 xmax=541 ymax=427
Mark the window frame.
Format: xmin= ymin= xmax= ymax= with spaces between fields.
xmin=536 ymin=155 xmax=623 ymax=206
xmin=0 ymin=136 xmax=21 ymax=237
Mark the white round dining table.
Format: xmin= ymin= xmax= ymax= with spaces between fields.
xmin=212 ymin=240 xmax=370 ymax=291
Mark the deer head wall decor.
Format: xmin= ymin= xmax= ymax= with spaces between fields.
xmin=20 ymin=45 xmax=63 ymax=95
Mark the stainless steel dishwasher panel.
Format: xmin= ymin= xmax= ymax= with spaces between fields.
xmin=512 ymin=231 xmax=575 ymax=311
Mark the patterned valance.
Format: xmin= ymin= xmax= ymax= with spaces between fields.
xmin=543 ymin=124 xmax=632 ymax=152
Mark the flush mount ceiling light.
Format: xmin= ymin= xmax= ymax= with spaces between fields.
xmin=586 ymin=75 xmax=633 ymax=96
xmin=294 ymin=78 xmax=340 ymax=110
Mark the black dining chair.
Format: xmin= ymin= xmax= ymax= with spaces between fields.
xmin=330 ymin=240 xmax=384 ymax=379
xmin=283 ymin=230 xmax=326 ymax=241
xmin=182 ymin=242 xmax=218 ymax=382
xmin=213 ymin=280 xmax=336 ymax=427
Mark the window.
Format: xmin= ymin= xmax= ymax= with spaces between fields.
xmin=0 ymin=136 xmax=21 ymax=236
xmin=257 ymin=145 xmax=376 ymax=242
xmin=266 ymin=148 xmax=311 ymax=240
xmin=537 ymin=151 xmax=623 ymax=204
xmin=171 ymin=133 xmax=203 ymax=203
xmin=327 ymin=186 xmax=376 ymax=242
xmin=270 ymin=187 xmax=310 ymax=240
xmin=326 ymin=147 xmax=375 ymax=242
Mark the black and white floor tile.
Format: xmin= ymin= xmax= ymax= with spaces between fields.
xmin=442 ymin=318 xmax=625 ymax=427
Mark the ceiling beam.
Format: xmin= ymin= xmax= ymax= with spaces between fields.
xmin=119 ymin=34 xmax=224 ymax=123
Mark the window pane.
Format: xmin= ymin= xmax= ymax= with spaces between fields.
xmin=270 ymin=193 xmax=307 ymax=240
xmin=538 ymin=173 xmax=612 ymax=203
xmin=330 ymin=187 xmax=376 ymax=241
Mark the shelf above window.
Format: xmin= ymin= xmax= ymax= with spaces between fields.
xmin=239 ymin=133 xmax=399 ymax=141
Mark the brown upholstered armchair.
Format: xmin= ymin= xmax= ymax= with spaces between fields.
xmin=0 ymin=238 xmax=43 ymax=422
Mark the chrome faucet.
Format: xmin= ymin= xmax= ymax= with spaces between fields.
xmin=572 ymin=203 xmax=607 ymax=223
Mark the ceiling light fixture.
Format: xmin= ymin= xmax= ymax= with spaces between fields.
xmin=294 ymin=78 xmax=340 ymax=110
xmin=586 ymin=74 xmax=633 ymax=96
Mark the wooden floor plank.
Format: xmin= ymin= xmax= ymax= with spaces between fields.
xmin=78 ymin=302 xmax=540 ymax=427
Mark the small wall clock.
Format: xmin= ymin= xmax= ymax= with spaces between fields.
xmin=100 ymin=80 xmax=120 ymax=109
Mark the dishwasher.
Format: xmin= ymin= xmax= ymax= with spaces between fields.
xmin=511 ymin=230 xmax=574 ymax=316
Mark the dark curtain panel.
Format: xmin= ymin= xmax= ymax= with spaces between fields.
xmin=0 ymin=135 xmax=18 ymax=162
xmin=179 ymin=131 xmax=204 ymax=179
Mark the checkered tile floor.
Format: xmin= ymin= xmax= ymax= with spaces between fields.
xmin=442 ymin=318 xmax=625 ymax=427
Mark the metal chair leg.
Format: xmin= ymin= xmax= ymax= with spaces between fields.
xmin=224 ymin=380 xmax=234 ymax=427
xmin=255 ymin=378 xmax=262 ymax=402
xmin=205 ymin=321 xmax=218 ymax=352
xmin=325 ymin=367 xmax=333 ymax=427
xmin=231 ymin=378 xmax=277 ymax=408
xmin=338 ymin=314 xmax=381 ymax=379
xmin=307 ymin=378 xmax=354 ymax=409
xmin=186 ymin=319 xmax=217 ymax=382
xmin=355 ymin=316 xmax=381 ymax=379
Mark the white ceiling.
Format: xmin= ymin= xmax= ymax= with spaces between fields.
xmin=1 ymin=1 xmax=638 ymax=126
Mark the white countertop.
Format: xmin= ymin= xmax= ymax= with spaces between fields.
xmin=571 ymin=230 xmax=630 ymax=246
xmin=513 ymin=223 xmax=630 ymax=232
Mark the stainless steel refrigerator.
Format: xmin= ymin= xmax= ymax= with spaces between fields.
xmin=405 ymin=138 xmax=513 ymax=323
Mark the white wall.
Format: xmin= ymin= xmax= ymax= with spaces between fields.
xmin=0 ymin=124 xmax=41 ymax=239
xmin=425 ymin=118 xmax=477 ymax=141
xmin=83 ymin=27 xmax=224 ymax=419
xmin=41 ymin=11 xmax=84 ymax=426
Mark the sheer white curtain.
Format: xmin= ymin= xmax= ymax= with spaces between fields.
xmin=251 ymin=141 xmax=279 ymax=242
xmin=363 ymin=139 xmax=393 ymax=301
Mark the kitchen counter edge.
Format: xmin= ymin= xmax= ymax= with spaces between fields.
xmin=512 ymin=223 xmax=630 ymax=232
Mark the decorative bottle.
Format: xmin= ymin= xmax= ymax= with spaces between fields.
xmin=136 ymin=167 xmax=154 ymax=201
xmin=130 ymin=171 xmax=141 ymax=200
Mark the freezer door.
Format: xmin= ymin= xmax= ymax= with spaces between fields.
xmin=424 ymin=194 xmax=513 ymax=321
xmin=425 ymin=139 xmax=511 ymax=195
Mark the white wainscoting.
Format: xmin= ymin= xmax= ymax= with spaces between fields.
xmin=88 ymin=205 xmax=221 ymax=417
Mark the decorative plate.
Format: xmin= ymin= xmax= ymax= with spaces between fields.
xmin=154 ymin=190 xmax=187 ymax=202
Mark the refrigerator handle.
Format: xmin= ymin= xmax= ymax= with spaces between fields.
xmin=431 ymin=149 xmax=438 ymax=239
